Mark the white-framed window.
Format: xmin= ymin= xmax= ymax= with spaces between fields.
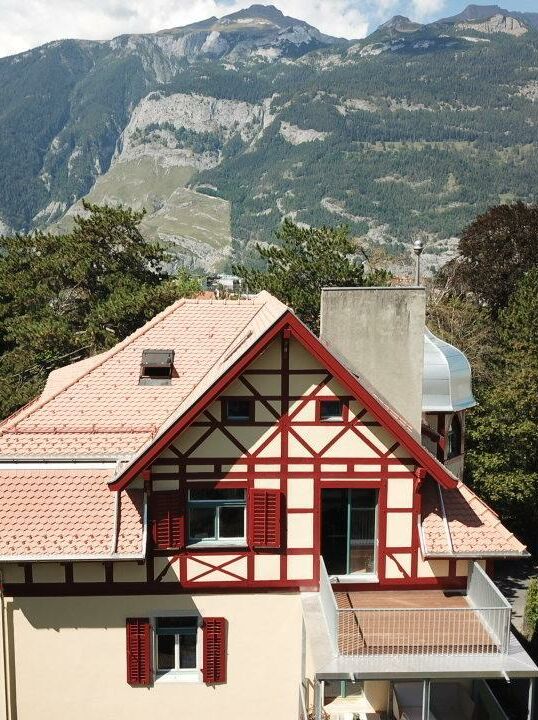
xmin=154 ymin=615 xmax=201 ymax=683
xmin=188 ymin=488 xmax=246 ymax=545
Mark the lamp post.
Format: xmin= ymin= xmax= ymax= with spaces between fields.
xmin=413 ymin=238 xmax=424 ymax=286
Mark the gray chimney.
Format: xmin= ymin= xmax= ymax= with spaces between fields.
xmin=320 ymin=287 xmax=426 ymax=433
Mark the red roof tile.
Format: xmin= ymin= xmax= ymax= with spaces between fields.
xmin=421 ymin=479 xmax=527 ymax=557
xmin=0 ymin=293 xmax=287 ymax=458
xmin=0 ymin=468 xmax=144 ymax=559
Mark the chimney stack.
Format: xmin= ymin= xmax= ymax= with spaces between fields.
xmin=320 ymin=287 xmax=426 ymax=433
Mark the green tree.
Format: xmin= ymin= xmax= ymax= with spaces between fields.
xmin=466 ymin=268 xmax=538 ymax=549
xmin=0 ymin=202 xmax=201 ymax=418
xmin=448 ymin=201 xmax=538 ymax=315
xmin=234 ymin=219 xmax=389 ymax=331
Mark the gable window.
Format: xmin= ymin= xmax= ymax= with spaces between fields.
xmin=223 ymin=398 xmax=253 ymax=423
xmin=155 ymin=616 xmax=199 ymax=681
xmin=188 ymin=489 xmax=246 ymax=545
xmin=140 ymin=349 xmax=175 ymax=385
xmin=447 ymin=414 xmax=462 ymax=459
xmin=319 ymin=399 xmax=344 ymax=421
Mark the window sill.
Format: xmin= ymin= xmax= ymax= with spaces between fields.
xmin=186 ymin=539 xmax=247 ymax=550
xmin=155 ymin=670 xmax=201 ymax=684
xmin=330 ymin=574 xmax=379 ymax=584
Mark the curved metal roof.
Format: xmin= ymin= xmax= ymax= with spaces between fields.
xmin=422 ymin=329 xmax=476 ymax=412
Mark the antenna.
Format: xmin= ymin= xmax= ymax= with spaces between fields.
xmin=413 ymin=238 xmax=424 ymax=286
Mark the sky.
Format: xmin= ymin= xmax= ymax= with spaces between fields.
xmin=0 ymin=0 xmax=537 ymax=58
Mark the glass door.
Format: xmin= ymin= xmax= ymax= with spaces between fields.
xmin=321 ymin=488 xmax=378 ymax=577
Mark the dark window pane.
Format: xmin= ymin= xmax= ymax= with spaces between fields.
xmin=157 ymin=634 xmax=175 ymax=671
xmin=447 ymin=414 xmax=462 ymax=459
xmin=219 ymin=506 xmax=245 ymax=538
xmin=179 ymin=633 xmax=197 ymax=669
xmin=189 ymin=507 xmax=216 ymax=540
xmin=157 ymin=617 xmax=197 ymax=631
xmin=349 ymin=490 xmax=377 ymax=574
xmin=225 ymin=399 xmax=252 ymax=421
xmin=321 ymin=489 xmax=348 ymax=575
xmin=320 ymin=400 xmax=343 ymax=420
xmin=189 ymin=489 xmax=245 ymax=502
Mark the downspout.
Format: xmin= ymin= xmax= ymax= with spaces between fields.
xmin=0 ymin=570 xmax=11 ymax=720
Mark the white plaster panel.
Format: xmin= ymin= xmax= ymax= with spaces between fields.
xmin=254 ymin=478 xmax=281 ymax=489
xmin=32 ymin=563 xmax=65 ymax=583
xmin=287 ymin=554 xmax=313 ymax=580
xmin=287 ymin=513 xmax=314 ymax=549
xmin=386 ymin=478 xmax=414 ymax=509
xmin=73 ymin=563 xmax=105 ymax=583
xmin=289 ymin=339 xmax=323 ymax=370
xmin=287 ymin=478 xmax=314 ymax=509
xmin=254 ymin=554 xmax=281 ymax=581
xmin=385 ymin=513 xmax=413 ymax=547
xmin=385 ymin=553 xmax=412 ymax=579
xmin=113 ymin=562 xmax=147 ymax=583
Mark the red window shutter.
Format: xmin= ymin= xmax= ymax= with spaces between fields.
xmin=126 ymin=618 xmax=152 ymax=686
xmin=203 ymin=617 xmax=227 ymax=684
xmin=151 ymin=491 xmax=185 ymax=549
xmin=249 ymin=489 xmax=281 ymax=548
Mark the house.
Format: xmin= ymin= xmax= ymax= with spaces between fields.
xmin=0 ymin=287 xmax=535 ymax=720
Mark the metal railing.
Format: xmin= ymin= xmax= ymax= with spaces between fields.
xmin=467 ymin=561 xmax=512 ymax=653
xmin=319 ymin=556 xmax=339 ymax=654
xmin=319 ymin=559 xmax=512 ymax=658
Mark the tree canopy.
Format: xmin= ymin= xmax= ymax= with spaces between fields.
xmin=445 ymin=201 xmax=538 ymax=315
xmin=465 ymin=268 xmax=538 ymax=549
xmin=234 ymin=219 xmax=390 ymax=331
xmin=0 ymin=202 xmax=200 ymax=418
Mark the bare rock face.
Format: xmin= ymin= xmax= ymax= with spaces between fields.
xmin=456 ymin=14 xmax=528 ymax=36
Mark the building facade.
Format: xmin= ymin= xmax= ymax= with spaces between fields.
xmin=0 ymin=289 xmax=535 ymax=720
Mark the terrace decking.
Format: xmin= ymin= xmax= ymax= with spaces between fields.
xmin=335 ymin=590 xmax=499 ymax=656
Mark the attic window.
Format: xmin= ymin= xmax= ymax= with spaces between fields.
xmin=319 ymin=399 xmax=344 ymax=421
xmin=140 ymin=349 xmax=175 ymax=385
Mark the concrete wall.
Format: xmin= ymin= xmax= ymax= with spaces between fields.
xmin=4 ymin=592 xmax=303 ymax=720
xmin=320 ymin=288 xmax=426 ymax=433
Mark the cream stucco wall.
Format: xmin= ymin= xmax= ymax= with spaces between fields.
xmin=4 ymin=592 xmax=303 ymax=720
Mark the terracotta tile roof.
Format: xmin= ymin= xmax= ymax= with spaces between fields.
xmin=421 ymin=479 xmax=527 ymax=557
xmin=0 ymin=468 xmax=144 ymax=559
xmin=0 ymin=293 xmax=287 ymax=459
xmin=0 ymin=293 xmax=286 ymax=560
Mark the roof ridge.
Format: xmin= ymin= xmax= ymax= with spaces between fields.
xmin=1 ymin=298 xmax=188 ymax=432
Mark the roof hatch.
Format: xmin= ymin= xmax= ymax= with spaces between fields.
xmin=140 ymin=349 xmax=175 ymax=385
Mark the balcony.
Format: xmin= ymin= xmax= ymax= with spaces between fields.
xmin=319 ymin=561 xmax=512 ymax=659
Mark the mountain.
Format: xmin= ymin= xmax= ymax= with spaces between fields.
xmin=0 ymin=4 xmax=537 ymax=271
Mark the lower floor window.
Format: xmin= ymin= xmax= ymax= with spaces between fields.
xmin=156 ymin=617 xmax=198 ymax=674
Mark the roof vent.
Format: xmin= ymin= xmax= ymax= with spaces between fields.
xmin=140 ymin=349 xmax=175 ymax=386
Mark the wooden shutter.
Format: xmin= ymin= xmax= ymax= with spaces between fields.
xmin=126 ymin=618 xmax=152 ymax=686
xmin=151 ymin=491 xmax=185 ymax=549
xmin=202 ymin=617 xmax=227 ymax=684
xmin=249 ymin=489 xmax=282 ymax=548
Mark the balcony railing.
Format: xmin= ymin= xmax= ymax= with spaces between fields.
xmin=320 ymin=559 xmax=512 ymax=658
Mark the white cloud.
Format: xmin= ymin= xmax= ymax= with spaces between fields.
xmin=0 ymin=0 xmax=450 ymax=58
xmin=410 ymin=0 xmax=446 ymax=20
xmin=0 ymin=0 xmax=377 ymax=58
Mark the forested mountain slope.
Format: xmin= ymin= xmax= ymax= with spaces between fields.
xmin=0 ymin=4 xmax=537 ymax=269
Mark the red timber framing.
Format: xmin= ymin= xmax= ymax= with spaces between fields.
xmin=4 ymin=313 xmax=466 ymax=598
